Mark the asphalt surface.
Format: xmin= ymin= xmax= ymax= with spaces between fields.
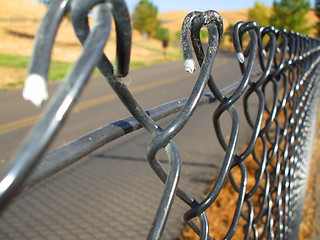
xmin=0 ymin=52 xmax=245 ymax=239
xmin=0 ymin=53 xmax=241 ymax=167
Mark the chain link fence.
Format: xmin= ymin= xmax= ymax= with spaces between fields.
xmin=0 ymin=0 xmax=320 ymax=239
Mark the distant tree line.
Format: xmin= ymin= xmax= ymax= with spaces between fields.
xmin=248 ymin=0 xmax=319 ymax=36
xmin=316 ymin=0 xmax=320 ymax=37
xmin=36 ymin=0 xmax=170 ymax=42
xmin=132 ymin=0 xmax=170 ymax=42
xmin=36 ymin=0 xmax=319 ymax=38
xmin=36 ymin=0 xmax=52 ymax=5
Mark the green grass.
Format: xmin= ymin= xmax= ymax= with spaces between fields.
xmin=49 ymin=61 xmax=73 ymax=80
xmin=132 ymin=41 xmax=182 ymax=59
xmin=0 ymin=53 xmax=172 ymax=91
xmin=0 ymin=53 xmax=73 ymax=81
xmin=0 ymin=53 xmax=29 ymax=68
xmin=0 ymin=54 xmax=147 ymax=80
xmin=130 ymin=61 xmax=146 ymax=68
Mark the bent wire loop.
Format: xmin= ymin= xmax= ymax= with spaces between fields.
xmin=0 ymin=0 xmax=112 ymax=210
xmin=1 ymin=0 xmax=320 ymax=239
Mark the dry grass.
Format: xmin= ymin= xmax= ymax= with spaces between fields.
xmin=159 ymin=9 xmax=318 ymax=40
xmin=298 ymin=116 xmax=320 ymax=240
xmin=0 ymin=0 xmax=46 ymax=57
xmin=159 ymin=9 xmax=250 ymax=50
xmin=0 ymin=0 xmax=180 ymax=62
xmin=159 ymin=9 xmax=250 ymax=34
xmin=180 ymin=142 xmax=267 ymax=240
xmin=2 ymin=0 xmax=317 ymax=89
xmin=0 ymin=0 xmax=181 ymax=89
xmin=0 ymin=66 xmax=25 ymax=89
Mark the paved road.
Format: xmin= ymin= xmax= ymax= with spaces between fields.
xmin=0 ymin=52 xmax=242 ymax=168
xmin=0 ymin=52 xmax=249 ymax=239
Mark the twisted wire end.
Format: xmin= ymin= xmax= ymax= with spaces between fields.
xmin=237 ymin=52 xmax=245 ymax=64
xmin=184 ymin=59 xmax=196 ymax=73
xmin=23 ymin=74 xmax=49 ymax=107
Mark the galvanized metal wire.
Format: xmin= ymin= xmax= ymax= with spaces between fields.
xmin=0 ymin=0 xmax=320 ymax=239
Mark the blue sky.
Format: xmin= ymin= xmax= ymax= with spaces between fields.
xmin=36 ymin=0 xmax=317 ymax=13
xmin=125 ymin=0 xmax=317 ymax=12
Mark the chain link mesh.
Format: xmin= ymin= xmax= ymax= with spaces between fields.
xmin=0 ymin=1 xmax=319 ymax=239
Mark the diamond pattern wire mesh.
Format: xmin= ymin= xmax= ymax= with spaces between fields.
xmin=0 ymin=0 xmax=320 ymax=239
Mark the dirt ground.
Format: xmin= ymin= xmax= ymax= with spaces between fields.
xmin=180 ymin=108 xmax=320 ymax=240
xmin=309 ymin=116 xmax=320 ymax=240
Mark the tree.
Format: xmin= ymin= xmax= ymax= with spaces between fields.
xmin=156 ymin=27 xmax=170 ymax=41
xmin=248 ymin=1 xmax=271 ymax=26
xmin=316 ymin=0 xmax=320 ymax=37
xmin=270 ymin=0 xmax=312 ymax=34
xmin=156 ymin=27 xmax=170 ymax=56
xmin=132 ymin=0 xmax=160 ymax=38
xmin=222 ymin=23 xmax=235 ymax=45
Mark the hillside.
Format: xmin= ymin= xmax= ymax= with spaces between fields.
xmin=0 ymin=0 xmax=47 ymax=57
xmin=159 ymin=9 xmax=249 ymax=34
xmin=0 ymin=0 xmax=181 ymax=63
xmin=0 ymin=0 xmax=318 ymax=89
xmin=159 ymin=9 xmax=318 ymax=37
xmin=0 ymin=0 xmax=180 ymax=88
xmin=1 ymin=1 xmax=317 ymax=61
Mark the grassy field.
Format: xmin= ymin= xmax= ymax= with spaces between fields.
xmin=0 ymin=53 xmax=153 ymax=91
xmin=0 ymin=0 xmax=183 ymax=91
xmin=0 ymin=54 xmax=72 ymax=91
xmin=1 ymin=0 xmax=317 ymax=91
xmin=0 ymin=30 xmax=182 ymax=91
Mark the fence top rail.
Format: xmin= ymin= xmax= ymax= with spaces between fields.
xmin=24 ymin=80 xmax=242 ymax=190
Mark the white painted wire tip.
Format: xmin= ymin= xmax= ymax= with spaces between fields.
xmin=184 ymin=59 xmax=195 ymax=73
xmin=237 ymin=52 xmax=245 ymax=64
xmin=23 ymin=74 xmax=49 ymax=107
xmin=262 ymin=50 xmax=267 ymax=57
